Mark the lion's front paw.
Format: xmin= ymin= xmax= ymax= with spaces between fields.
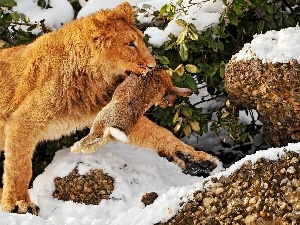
xmin=175 ymin=151 xmax=219 ymax=177
xmin=1 ymin=200 xmax=39 ymax=215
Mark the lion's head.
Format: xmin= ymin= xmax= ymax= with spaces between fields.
xmin=78 ymin=2 xmax=156 ymax=78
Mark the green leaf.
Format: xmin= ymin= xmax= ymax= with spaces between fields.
xmin=219 ymin=20 xmax=226 ymax=35
xmin=27 ymin=24 xmax=38 ymax=31
xmin=181 ymin=108 xmax=193 ymax=118
xmin=232 ymin=2 xmax=243 ymax=16
xmin=164 ymin=40 xmax=174 ymax=50
xmin=284 ymin=16 xmax=296 ymax=27
xmin=221 ymin=111 xmax=229 ymax=118
xmin=202 ymin=123 xmax=208 ymax=133
xmin=188 ymin=27 xmax=199 ymax=41
xmin=189 ymin=121 xmax=200 ymax=132
xmin=11 ymin=11 xmax=20 ymax=22
xmin=160 ymin=3 xmax=175 ymax=19
xmin=187 ymin=42 xmax=199 ymax=51
xmin=20 ymin=13 xmax=28 ymax=22
xmin=185 ymin=74 xmax=198 ymax=92
xmin=219 ymin=61 xmax=225 ymax=78
xmin=160 ymin=4 xmax=168 ymax=14
xmin=176 ymin=26 xmax=188 ymax=45
xmin=240 ymin=132 xmax=249 ymax=142
xmin=266 ymin=5 xmax=275 ymax=15
xmin=0 ymin=0 xmax=17 ymax=7
xmin=176 ymin=19 xmax=187 ymax=27
xmin=203 ymin=28 xmax=212 ymax=39
xmin=175 ymin=64 xmax=185 ymax=76
xmin=177 ymin=0 xmax=183 ymax=6
xmin=179 ymin=43 xmax=188 ymax=61
xmin=229 ymin=12 xmax=239 ymax=26
xmin=158 ymin=56 xmax=170 ymax=65
xmin=257 ymin=20 xmax=264 ymax=33
xmin=185 ymin=64 xmax=198 ymax=73
xmin=217 ymin=41 xmax=224 ymax=51
xmin=183 ymin=125 xmax=192 ymax=137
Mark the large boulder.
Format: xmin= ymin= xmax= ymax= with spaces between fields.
xmin=159 ymin=149 xmax=300 ymax=225
xmin=225 ymin=27 xmax=300 ymax=147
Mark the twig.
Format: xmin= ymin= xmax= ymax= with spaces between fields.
xmin=192 ymin=93 xmax=225 ymax=106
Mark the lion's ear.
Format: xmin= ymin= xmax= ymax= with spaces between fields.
xmin=93 ymin=2 xmax=135 ymax=26
xmin=113 ymin=2 xmax=135 ymax=23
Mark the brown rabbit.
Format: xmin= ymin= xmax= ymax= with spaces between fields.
xmin=71 ymin=69 xmax=193 ymax=153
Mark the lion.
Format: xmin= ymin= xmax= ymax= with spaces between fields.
xmin=70 ymin=69 xmax=193 ymax=153
xmin=0 ymin=2 xmax=218 ymax=214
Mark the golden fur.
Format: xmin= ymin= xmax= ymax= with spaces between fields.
xmin=71 ymin=69 xmax=193 ymax=153
xmin=0 ymin=2 xmax=217 ymax=214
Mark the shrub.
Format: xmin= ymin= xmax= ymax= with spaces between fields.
xmin=136 ymin=0 xmax=300 ymax=143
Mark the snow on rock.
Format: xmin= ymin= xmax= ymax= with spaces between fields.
xmin=232 ymin=26 xmax=300 ymax=63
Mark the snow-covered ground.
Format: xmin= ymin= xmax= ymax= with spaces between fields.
xmin=1 ymin=0 xmax=299 ymax=224
xmin=1 ymin=142 xmax=299 ymax=225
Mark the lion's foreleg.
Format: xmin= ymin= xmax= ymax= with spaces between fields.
xmin=1 ymin=120 xmax=39 ymax=214
xmin=128 ymin=116 xmax=219 ymax=176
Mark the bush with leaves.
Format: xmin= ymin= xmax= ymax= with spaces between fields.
xmin=136 ymin=0 xmax=300 ymax=144
xmin=0 ymin=0 xmax=41 ymax=47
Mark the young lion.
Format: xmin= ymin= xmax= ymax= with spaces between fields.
xmin=71 ymin=69 xmax=193 ymax=153
xmin=0 ymin=2 xmax=217 ymax=214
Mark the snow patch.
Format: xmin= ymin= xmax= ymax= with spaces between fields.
xmin=233 ymin=26 xmax=300 ymax=63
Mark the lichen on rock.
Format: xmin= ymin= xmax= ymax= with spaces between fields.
xmin=225 ymin=58 xmax=300 ymax=146
xmin=158 ymin=150 xmax=300 ymax=225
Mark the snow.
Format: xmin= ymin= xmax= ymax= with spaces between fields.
xmin=233 ymin=26 xmax=300 ymax=63
xmin=1 ymin=0 xmax=299 ymax=224
xmin=29 ymin=143 xmax=203 ymax=225
xmin=13 ymin=0 xmax=74 ymax=32
xmin=142 ymin=0 xmax=224 ymax=47
xmin=0 ymin=143 xmax=202 ymax=225
xmin=1 ymin=142 xmax=298 ymax=225
xmin=12 ymin=0 xmax=224 ymax=46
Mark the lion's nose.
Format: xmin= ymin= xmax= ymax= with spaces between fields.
xmin=147 ymin=64 xmax=156 ymax=69
xmin=147 ymin=61 xmax=156 ymax=69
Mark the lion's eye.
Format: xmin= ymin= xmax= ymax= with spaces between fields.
xmin=128 ymin=42 xmax=136 ymax=47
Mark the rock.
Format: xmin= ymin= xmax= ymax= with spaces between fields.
xmin=141 ymin=192 xmax=158 ymax=206
xmin=53 ymin=168 xmax=114 ymax=205
xmin=157 ymin=150 xmax=300 ymax=225
xmin=225 ymin=58 xmax=300 ymax=146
